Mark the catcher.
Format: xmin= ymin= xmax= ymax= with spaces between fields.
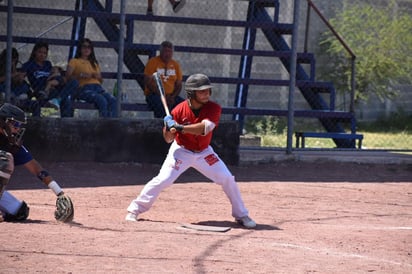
xmin=0 ymin=103 xmax=73 ymax=222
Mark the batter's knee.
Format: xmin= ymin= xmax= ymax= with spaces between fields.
xmin=215 ymin=175 xmax=236 ymax=186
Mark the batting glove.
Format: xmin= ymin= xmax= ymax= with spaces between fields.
xmin=164 ymin=116 xmax=177 ymax=131
xmin=163 ymin=115 xmax=173 ymax=126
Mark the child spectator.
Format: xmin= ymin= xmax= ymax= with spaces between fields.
xmin=22 ymin=41 xmax=77 ymax=117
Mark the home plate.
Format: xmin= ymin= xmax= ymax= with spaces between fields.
xmin=180 ymin=223 xmax=231 ymax=232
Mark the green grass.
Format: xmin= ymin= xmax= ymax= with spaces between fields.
xmin=259 ymin=131 xmax=412 ymax=150
xmin=245 ymin=112 xmax=412 ymax=150
xmin=360 ymin=131 xmax=412 ymax=150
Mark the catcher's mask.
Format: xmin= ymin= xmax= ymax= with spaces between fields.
xmin=0 ymin=103 xmax=27 ymax=146
xmin=185 ymin=73 xmax=213 ymax=99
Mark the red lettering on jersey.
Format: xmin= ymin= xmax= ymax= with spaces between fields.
xmin=204 ymin=154 xmax=219 ymax=166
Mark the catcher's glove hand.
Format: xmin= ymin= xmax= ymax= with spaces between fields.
xmin=55 ymin=194 xmax=74 ymax=222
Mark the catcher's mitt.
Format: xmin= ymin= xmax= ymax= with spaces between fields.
xmin=55 ymin=194 xmax=74 ymax=222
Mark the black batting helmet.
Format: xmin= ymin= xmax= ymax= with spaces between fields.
xmin=185 ymin=73 xmax=213 ymax=99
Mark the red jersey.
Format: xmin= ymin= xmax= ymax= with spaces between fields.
xmin=171 ymin=100 xmax=221 ymax=152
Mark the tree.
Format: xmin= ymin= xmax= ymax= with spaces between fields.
xmin=319 ymin=1 xmax=412 ymax=102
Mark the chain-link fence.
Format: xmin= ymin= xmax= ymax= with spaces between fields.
xmin=0 ymin=0 xmax=411 ymax=150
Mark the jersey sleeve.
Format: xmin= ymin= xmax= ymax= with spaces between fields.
xmin=205 ymin=102 xmax=221 ymax=126
xmin=13 ymin=145 xmax=33 ymax=166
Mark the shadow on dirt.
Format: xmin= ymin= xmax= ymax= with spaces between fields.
xmin=194 ymin=220 xmax=281 ymax=231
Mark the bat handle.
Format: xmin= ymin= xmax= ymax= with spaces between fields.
xmin=161 ymin=96 xmax=171 ymax=116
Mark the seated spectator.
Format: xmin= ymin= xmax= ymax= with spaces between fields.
xmin=147 ymin=0 xmax=186 ymax=15
xmin=22 ymin=41 xmax=77 ymax=117
xmin=0 ymin=48 xmax=41 ymax=117
xmin=143 ymin=41 xmax=184 ymax=118
xmin=44 ymin=66 xmax=64 ymax=94
xmin=65 ymin=38 xmax=117 ymax=118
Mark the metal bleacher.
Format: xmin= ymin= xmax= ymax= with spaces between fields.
xmin=0 ymin=0 xmax=362 ymax=148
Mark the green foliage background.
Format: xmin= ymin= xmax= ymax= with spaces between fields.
xmin=244 ymin=111 xmax=411 ymax=150
xmin=319 ymin=1 xmax=412 ymax=101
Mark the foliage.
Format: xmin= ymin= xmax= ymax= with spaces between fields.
xmin=357 ymin=109 xmax=412 ymax=133
xmin=244 ymin=116 xmax=286 ymax=135
xmin=319 ymin=1 xmax=412 ymax=102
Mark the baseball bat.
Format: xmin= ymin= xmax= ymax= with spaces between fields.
xmin=153 ymin=72 xmax=171 ymax=117
xmin=153 ymin=72 xmax=177 ymax=133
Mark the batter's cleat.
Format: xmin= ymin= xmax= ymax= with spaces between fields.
xmin=125 ymin=212 xmax=138 ymax=222
xmin=146 ymin=8 xmax=153 ymax=16
xmin=236 ymin=216 xmax=256 ymax=228
xmin=172 ymin=0 xmax=186 ymax=13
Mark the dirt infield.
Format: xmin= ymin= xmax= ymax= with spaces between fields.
xmin=1 ymin=161 xmax=412 ymax=273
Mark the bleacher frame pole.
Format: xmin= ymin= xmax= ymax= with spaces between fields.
xmin=116 ymin=0 xmax=126 ymax=116
xmin=286 ymin=0 xmax=301 ymax=154
xmin=4 ymin=0 xmax=14 ymax=103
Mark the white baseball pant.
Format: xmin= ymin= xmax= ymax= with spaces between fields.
xmin=127 ymin=141 xmax=249 ymax=219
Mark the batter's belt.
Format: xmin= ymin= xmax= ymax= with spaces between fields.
xmin=180 ymin=145 xmax=205 ymax=153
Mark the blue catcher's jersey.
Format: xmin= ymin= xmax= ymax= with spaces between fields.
xmin=0 ymin=134 xmax=33 ymax=166
xmin=13 ymin=145 xmax=33 ymax=166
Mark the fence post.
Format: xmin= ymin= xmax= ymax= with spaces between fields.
xmin=116 ymin=0 xmax=126 ymax=116
xmin=5 ymin=0 xmax=14 ymax=103
xmin=286 ymin=0 xmax=301 ymax=154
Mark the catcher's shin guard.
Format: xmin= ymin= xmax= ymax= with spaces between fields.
xmin=0 ymin=190 xmax=29 ymax=221
xmin=0 ymin=150 xmax=14 ymax=198
xmin=4 ymin=201 xmax=29 ymax=221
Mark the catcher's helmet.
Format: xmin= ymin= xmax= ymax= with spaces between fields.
xmin=0 ymin=103 xmax=27 ymax=146
xmin=185 ymin=74 xmax=213 ymax=99
xmin=0 ymin=103 xmax=26 ymax=123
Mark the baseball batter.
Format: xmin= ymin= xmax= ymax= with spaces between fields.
xmin=126 ymin=73 xmax=256 ymax=228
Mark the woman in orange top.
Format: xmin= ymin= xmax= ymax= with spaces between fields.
xmin=66 ymin=38 xmax=117 ymax=118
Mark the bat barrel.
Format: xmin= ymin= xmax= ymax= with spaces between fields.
xmin=153 ymin=72 xmax=171 ymax=116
